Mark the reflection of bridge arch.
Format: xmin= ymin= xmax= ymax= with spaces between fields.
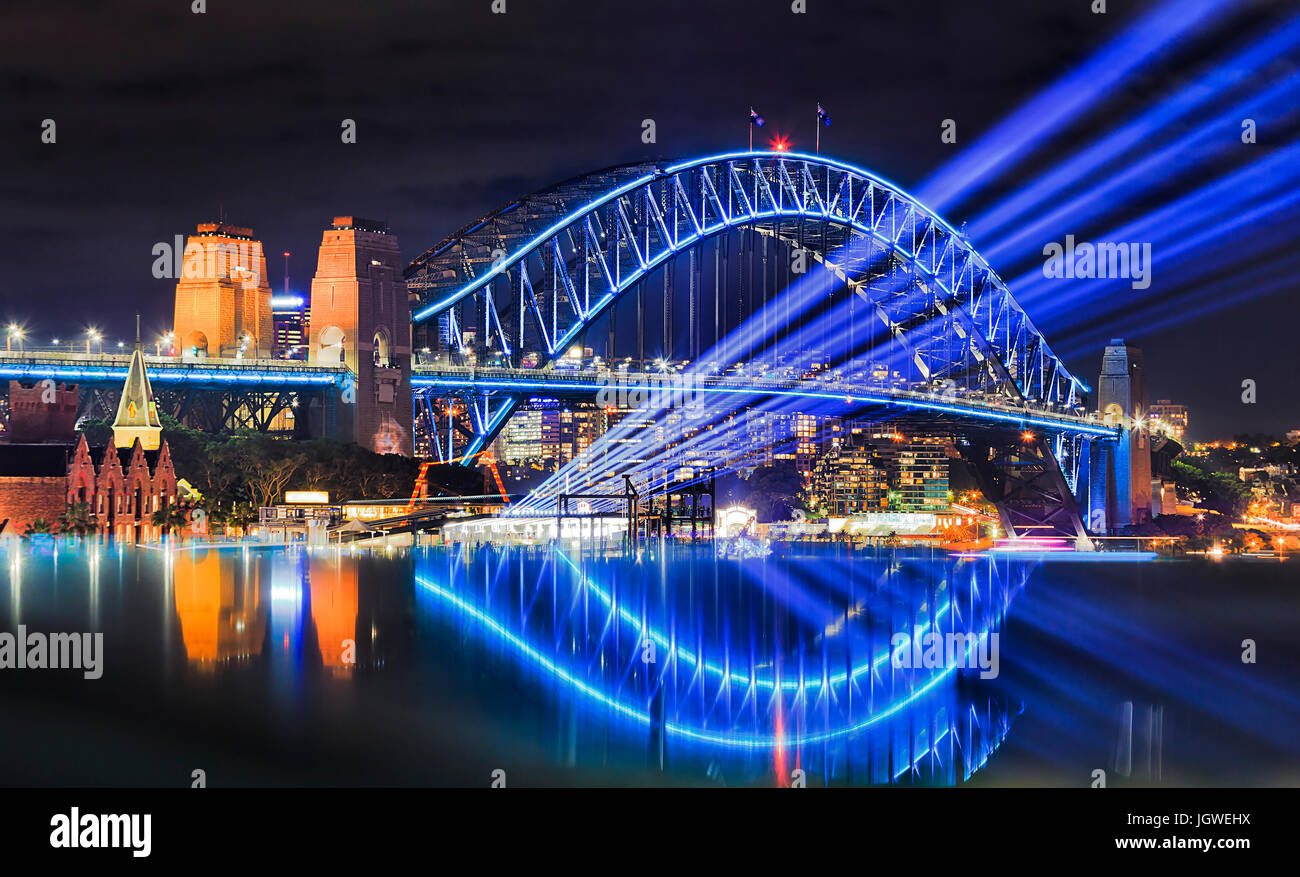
xmin=414 ymin=545 xmax=1025 ymax=782
xmin=404 ymin=152 xmax=1116 ymax=543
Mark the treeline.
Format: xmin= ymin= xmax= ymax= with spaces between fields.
xmin=1169 ymin=458 xmax=1253 ymax=517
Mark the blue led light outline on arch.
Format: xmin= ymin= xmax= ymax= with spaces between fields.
xmin=410 ymin=151 xmax=1089 ymax=398
xmin=412 ymin=172 xmax=656 ymax=322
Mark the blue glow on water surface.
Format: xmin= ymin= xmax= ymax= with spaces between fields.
xmin=2 ymin=540 xmax=1298 ymax=787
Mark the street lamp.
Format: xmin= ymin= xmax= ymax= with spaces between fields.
xmin=86 ymin=328 xmax=102 ymax=354
xmin=6 ymin=324 xmax=25 ymax=353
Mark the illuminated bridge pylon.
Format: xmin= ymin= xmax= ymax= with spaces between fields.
xmin=399 ymin=151 xmax=1117 ymax=544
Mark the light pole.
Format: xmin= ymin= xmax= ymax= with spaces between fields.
xmin=86 ymin=328 xmax=102 ymax=355
xmin=6 ymin=324 xmax=23 ymax=353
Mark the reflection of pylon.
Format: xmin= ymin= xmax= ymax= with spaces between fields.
xmin=488 ymin=458 xmax=509 ymax=504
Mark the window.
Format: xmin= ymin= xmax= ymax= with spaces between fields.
xmin=373 ymin=327 xmax=391 ymax=368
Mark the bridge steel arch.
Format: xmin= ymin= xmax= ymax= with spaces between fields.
xmin=404 ymin=151 xmax=1113 ymax=544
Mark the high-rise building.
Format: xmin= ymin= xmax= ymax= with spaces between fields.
xmin=559 ymin=405 xmax=607 ymax=469
xmin=809 ymin=430 xmax=889 ymax=515
xmin=307 ymin=217 xmax=413 ymax=456
xmin=878 ymin=435 xmax=950 ymax=511
xmin=272 ymin=294 xmax=310 ymax=360
xmin=793 ymin=413 xmax=820 ymax=477
xmin=499 ymin=400 xmax=610 ymax=470
xmin=172 ymin=222 xmax=273 ymax=359
xmin=500 ymin=400 xmax=563 ymax=465
xmin=1148 ymin=399 xmax=1188 ymax=441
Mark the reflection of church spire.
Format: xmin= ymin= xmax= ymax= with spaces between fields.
xmin=112 ymin=313 xmax=162 ymax=451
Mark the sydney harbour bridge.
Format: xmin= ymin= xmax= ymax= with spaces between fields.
xmin=0 ymin=152 xmax=1127 ymax=546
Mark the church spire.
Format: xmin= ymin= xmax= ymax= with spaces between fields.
xmin=113 ymin=320 xmax=162 ymax=451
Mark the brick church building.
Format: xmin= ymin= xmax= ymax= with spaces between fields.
xmin=0 ymin=344 xmax=179 ymax=539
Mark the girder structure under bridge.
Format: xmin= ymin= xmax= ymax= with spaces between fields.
xmin=404 ymin=151 xmax=1117 ymax=546
xmin=0 ymin=351 xmax=348 ymax=437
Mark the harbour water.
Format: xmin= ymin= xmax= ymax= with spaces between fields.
xmin=0 ymin=541 xmax=1296 ymax=787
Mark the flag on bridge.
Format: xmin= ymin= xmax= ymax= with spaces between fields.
xmin=816 ymin=104 xmax=831 ymax=152
xmin=749 ymin=107 xmax=765 ymax=150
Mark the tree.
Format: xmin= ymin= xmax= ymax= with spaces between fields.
xmin=230 ymin=436 xmax=306 ymax=509
xmin=56 ymin=501 xmax=97 ymax=537
xmin=76 ymin=418 xmax=114 ymax=447
xmin=150 ymin=504 xmax=191 ymax=537
xmin=1221 ymin=530 xmax=1246 ymax=554
xmin=225 ymin=503 xmax=258 ymax=534
xmin=1169 ymin=459 xmax=1251 ymax=518
xmin=23 ymin=518 xmax=53 ymax=537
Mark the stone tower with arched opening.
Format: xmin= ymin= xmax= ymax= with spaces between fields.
xmin=1097 ymin=338 xmax=1152 ymax=529
xmin=171 ymin=222 xmax=273 ymax=359
xmin=307 ymin=217 xmax=413 ymax=456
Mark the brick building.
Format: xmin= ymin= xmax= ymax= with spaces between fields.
xmin=6 ymin=380 xmax=78 ymax=442
xmin=0 ymin=445 xmax=71 ymax=533
xmin=65 ymin=433 xmax=177 ymax=541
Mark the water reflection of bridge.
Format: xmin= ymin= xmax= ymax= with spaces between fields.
xmin=161 ymin=543 xmax=1030 ymax=784
xmin=413 ymin=543 xmax=1028 ymax=785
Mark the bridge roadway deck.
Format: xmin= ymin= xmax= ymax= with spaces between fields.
xmin=410 ymin=365 xmax=1118 ymax=438
xmin=0 ymin=351 xmax=1117 ymax=439
xmin=0 ymin=350 xmax=345 ymax=387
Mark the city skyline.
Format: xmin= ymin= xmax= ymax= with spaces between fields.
xmin=2 ymin=0 xmax=1300 ymax=832
xmin=1 ymin=0 xmax=1297 ymax=435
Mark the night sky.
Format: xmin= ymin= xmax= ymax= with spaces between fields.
xmin=0 ymin=0 xmax=1296 ymax=437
